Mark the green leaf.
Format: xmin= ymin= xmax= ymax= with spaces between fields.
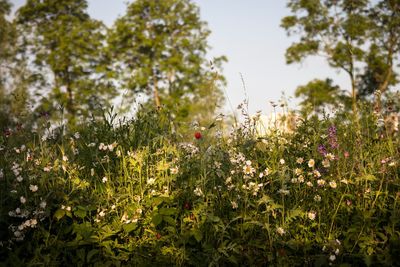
xmin=86 ymin=249 xmax=98 ymax=263
xmin=163 ymin=216 xmax=176 ymax=226
xmin=192 ymin=229 xmax=203 ymax=242
xmin=53 ymin=209 xmax=66 ymax=220
xmin=152 ymin=213 xmax=163 ymax=226
xmin=74 ymin=208 xmax=86 ymax=219
xmin=122 ymin=223 xmax=137 ymax=234
xmin=159 ymin=207 xmax=177 ymax=216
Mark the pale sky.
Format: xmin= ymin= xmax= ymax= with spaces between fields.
xmin=10 ymin=0 xmax=350 ymax=115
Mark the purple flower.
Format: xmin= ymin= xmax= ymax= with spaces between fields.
xmin=328 ymin=125 xmax=339 ymax=149
xmin=318 ymin=144 xmax=327 ymax=156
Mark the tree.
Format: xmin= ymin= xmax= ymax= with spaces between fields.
xmin=17 ymin=0 xmax=117 ymax=126
xmin=107 ymin=0 xmax=226 ymax=124
xmin=295 ymin=78 xmax=349 ymax=116
xmin=281 ymin=0 xmax=400 ymax=113
xmin=0 ymin=0 xmax=32 ymax=128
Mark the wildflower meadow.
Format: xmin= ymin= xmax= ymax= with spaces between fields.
xmin=1 ymin=101 xmax=399 ymax=266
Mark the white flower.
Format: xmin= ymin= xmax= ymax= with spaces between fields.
xmin=245 ymin=160 xmax=252 ymax=166
xmin=147 ymin=178 xmax=155 ymax=185
xmin=306 ymin=181 xmax=313 ymax=187
xmin=16 ymin=176 xmax=23 ymax=182
xmin=62 ymin=155 xmax=68 ymax=162
xmin=102 ymin=176 xmax=108 ymax=183
xmin=313 ymin=170 xmax=321 ymax=178
xmin=88 ymin=142 xmax=96 ymax=147
xmin=66 ymin=206 xmax=71 ymax=212
xmin=15 ymin=208 xmax=21 ymax=214
xmin=20 ymin=196 xmax=26 ymax=204
xmin=74 ymin=132 xmax=80 ymax=139
xmin=278 ymin=189 xmax=290 ymax=195
xmin=30 ymin=219 xmax=37 ymax=226
xmin=280 ymin=159 xmax=285 ymax=165
xmin=231 ymin=201 xmax=238 ymax=209
xmin=329 ymin=254 xmax=336 ymax=261
xmin=99 ymin=143 xmax=106 ymax=150
xmin=296 ymin=157 xmax=304 ymax=164
xmin=0 ymin=169 xmax=3 ymax=179
xmin=14 ymin=231 xmax=22 ymax=238
xmin=295 ymin=168 xmax=302 ymax=176
xmin=225 ymin=177 xmax=232 ymax=184
xmin=116 ymin=150 xmax=121 ymax=157
xmin=329 ymin=181 xmax=337 ymax=189
xmin=194 ymin=187 xmax=204 ymax=197
xmin=298 ymin=175 xmax=305 ymax=183
xmin=243 ymin=164 xmax=256 ymax=176
xmin=276 ymin=227 xmax=286 ymax=236
xmin=43 ymin=166 xmax=51 ymax=172
xmin=335 ymin=248 xmax=340 ymax=255
xmin=314 ymin=195 xmax=321 ymax=202
xmin=308 ymin=159 xmax=315 ymax=168
xmin=317 ymin=179 xmax=326 ymax=187
xmin=307 ymin=211 xmax=316 ymax=220
xmin=91 ymin=168 xmax=95 ymax=176
xmin=326 ymin=153 xmax=335 ymax=161
xmin=99 ymin=210 xmax=106 ymax=217
xmin=322 ymin=159 xmax=330 ymax=168
xmin=40 ymin=201 xmax=47 ymax=209
xmin=170 ymin=167 xmax=179 ymax=175
xmin=29 ymin=184 xmax=38 ymax=192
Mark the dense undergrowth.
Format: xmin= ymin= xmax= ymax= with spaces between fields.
xmin=0 ymin=104 xmax=399 ymax=266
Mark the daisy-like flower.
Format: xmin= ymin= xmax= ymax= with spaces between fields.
xmin=314 ymin=195 xmax=322 ymax=202
xmin=243 ymin=162 xmax=256 ymax=176
xmin=280 ymin=159 xmax=285 ymax=165
xmin=308 ymin=159 xmax=315 ymax=168
xmin=295 ymin=168 xmax=302 ymax=176
xmin=20 ymin=196 xmax=26 ymax=204
xmin=74 ymin=132 xmax=80 ymax=139
xmin=298 ymin=175 xmax=305 ymax=183
xmin=329 ymin=181 xmax=337 ymax=189
xmin=276 ymin=227 xmax=286 ymax=236
xmin=16 ymin=176 xmax=23 ymax=182
xmin=102 ymin=176 xmax=108 ymax=183
xmin=329 ymin=255 xmax=336 ymax=262
xmin=62 ymin=155 xmax=68 ymax=162
xmin=340 ymin=179 xmax=348 ymax=185
xmin=317 ymin=179 xmax=326 ymax=187
xmin=296 ymin=157 xmax=304 ymax=164
xmin=91 ymin=168 xmax=95 ymax=176
xmin=313 ymin=170 xmax=321 ymax=178
xmin=322 ymin=159 xmax=330 ymax=168
xmin=326 ymin=153 xmax=335 ymax=161
xmin=29 ymin=184 xmax=38 ymax=192
xmin=170 ymin=167 xmax=179 ymax=175
xmin=306 ymin=181 xmax=313 ymax=187
xmin=307 ymin=211 xmax=316 ymax=220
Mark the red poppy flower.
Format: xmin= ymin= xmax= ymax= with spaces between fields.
xmin=194 ymin=132 xmax=202 ymax=140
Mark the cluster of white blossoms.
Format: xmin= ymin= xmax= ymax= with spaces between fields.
xmin=98 ymin=142 xmax=118 ymax=152
xmin=242 ymin=181 xmax=263 ymax=196
xmin=194 ymin=187 xmax=204 ymax=197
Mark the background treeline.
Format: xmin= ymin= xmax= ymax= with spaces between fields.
xmin=0 ymin=0 xmax=226 ymax=132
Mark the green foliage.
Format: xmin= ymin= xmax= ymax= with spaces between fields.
xmin=282 ymin=0 xmax=400 ymax=108
xmin=107 ymin=0 xmax=226 ymax=124
xmin=295 ymin=78 xmax=350 ymax=115
xmin=17 ymin=0 xmax=117 ymax=125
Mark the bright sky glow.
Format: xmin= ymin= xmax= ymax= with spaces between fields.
xmin=10 ymin=0 xmax=351 ymax=115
